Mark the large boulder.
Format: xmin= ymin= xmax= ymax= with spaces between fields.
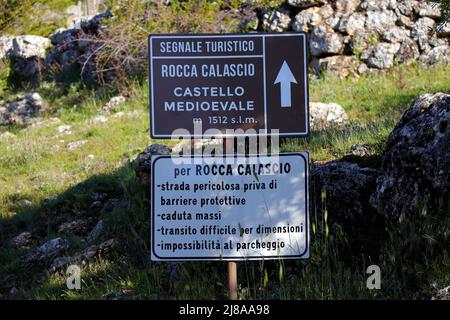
xmin=370 ymin=93 xmax=450 ymax=219
xmin=310 ymin=102 xmax=349 ymax=129
xmin=5 ymin=35 xmax=51 ymax=83
xmin=311 ymin=161 xmax=378 ymax=228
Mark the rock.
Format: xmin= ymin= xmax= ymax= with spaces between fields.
xmin=67 ymin=140 xmax=87 ymax=151
xmin=360 ymin=0 xmax=398 ymax=11
xmin=335 ymin=0 xmax=362 ymax=13
xmin=350 ymin=30 xmax=379 ymax=54
xmin=418 ymin=3 xmax=441 ymax=19
xmin=262 ymin=8 xmax=291 ymax=32
xmin=50 ymin=238 xmax=117 ymax=272
xmin=437 ymin=22 xmax=450 ymax=37
xmin=357 ymin=63 xmax=369 ymax=74
xmin=59 ymin=49 xmax=80 ymax=71
xmin=395 ymin=37 xmax=420 ymax=63
xmin=57 ymin=218 xmax=95 ymax=235
xmin=287 ymin=0 xmax=326 ymax=9
xmin=49 ymin=28 xmax=78 ymax=46
xmin=87 ymin=220 xmax=104 ymax=243
xmin=364 ymin=42 xmax=401 ymax=69
xmin=365 ymin=10 xmax=397 ymax=33
xmin=396 ymin=13 xmax=414 ymax=28
xmin=133 ymin=144 xmax=172 ymax=185
xmin=310 ymin=102 xmax=349 ymax=129
xmin=102 ymin=95 xmax=126 ymax=111
xmin=5 ymin=35 xmax=51 ymax=82
xmin=11 ymin=232 xmax=33 ymax=247
xmin=22 ymin=237 xmax=69 ymax=267
xmin=311 ymin=161 xmax=378 ymax=227
xmin=310 ymin=25 xmax=344 ymax=57
xmin=419 ymin=46 xmax=448 ymax=65
xmin=0 ymin=93 xmax=45 ymax=126
xmin=395 ymin=0 xmax=419 ymax=16
xmin=9 ymin=35 xmax=51 ymax=60
xmin=292 ymin=7 xmax=322 ymax=32
xmin=381 ymin=26 xmax=410 ymax=43
xmin=411 ymin=17 xmax=435 ymax=52
xmin=311 ymin=55 xmax=357 ymax=78
xmin=337 ymin=13 xmax=366 ymax=35
xmin=0 ymin=36 xmax=14 ymax=60
xmin=58 ymin=125 xmax=72 ymax=133
xmin=432 ymin=286 xmax=450 ymax=300
xmin=370 ymin=93 xmax=449 ymax=219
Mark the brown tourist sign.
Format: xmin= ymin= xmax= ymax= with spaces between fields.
xmin=148 ymin=33 xmax=309 ymax=138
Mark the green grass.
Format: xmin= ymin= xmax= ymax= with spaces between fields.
xmin=0 ymin=0 xmax=78 ymax=37
xmin=0 ymin=62 xmax=449 ymax=299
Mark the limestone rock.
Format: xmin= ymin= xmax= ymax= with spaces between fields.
xmin=381 ymin=26 xmax=410 ymax=43
xmin=67 ymin=140 xmax=87 ymax=151
xmin=370 ymin=93 xmax=450 ymax=219
xmin=262 ymin=8 xmax=291 ymax=32
xmin=9 ymin=35 xmax=51 ymax=60
xmin=364 ymin=42 xmax=401 ymax=69
xmin=292 ymin=7 xmax=322 ymax=32
xmin=337 ymin=13 xmax=366 ymax=35
xmin=57 ymin=218 xmax=95 ymax=235
xmin=133 ymin=144 xmax=172 ymax=185
xmin=365 ymin=10 xmax=397 ymax=33
xmin=0 ymin=93 xmax=45 ymax=126
xmin=310 ymin=102 xmax=349 ymax=129
xmin=310 ymin=25 xmax=344 ymax=56
xmin=437 ymin=22 xmax=450 ymax=37
xmin=395 ymin=37 xmax=420 ymax=63
xmin=419 ymin=45 xmax=448 ymax=65
xmin=50 ymin=239 xmax=116 ymax=272
xmin=360 ymin=0 xmax=398 ymax=11
xmin=411 ymin=17 xmax=436 ymax=52
xmin=395 ymin=0 xmax=419 ymax=16
xmin=22 ymin=237 xmax=69 ymax=267
xmin=102 ymin=95 xmax=126 ymax=111
xmin=0 ymin=36 xmax=14 ymax=60
xmin=418 ymin=3 xmax=441 ymax=19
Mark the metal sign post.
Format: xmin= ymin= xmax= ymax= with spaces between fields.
xmin=224 ymin=137 xmax=238 ymax=300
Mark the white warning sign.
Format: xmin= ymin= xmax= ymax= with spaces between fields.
xmin=150 ymin=153 xmax=309 ymax=261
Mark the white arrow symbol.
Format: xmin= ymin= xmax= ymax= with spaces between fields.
xmin=274 ymin=61 xmax=298 ymax=108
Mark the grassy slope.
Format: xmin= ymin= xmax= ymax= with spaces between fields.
xmin=0 ymin=62 xmax=449 ymax=299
